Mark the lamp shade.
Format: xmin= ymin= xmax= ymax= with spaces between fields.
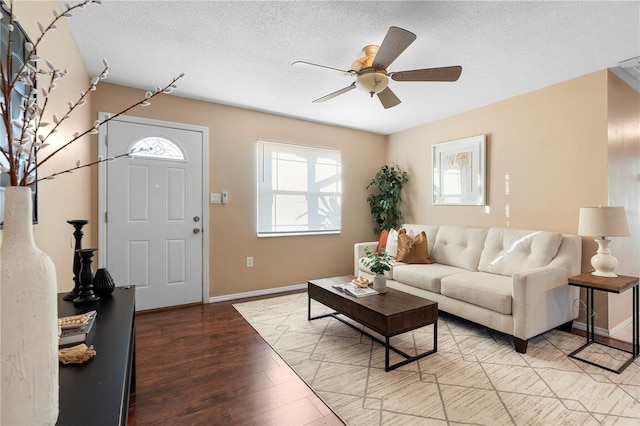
xmin=578 ymin=206 xmax=630 ymax=237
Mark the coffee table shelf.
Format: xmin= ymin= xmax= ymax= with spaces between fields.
xmin=308 ymin=276 xmax=438 ymax=371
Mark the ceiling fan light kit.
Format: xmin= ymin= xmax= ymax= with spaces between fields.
xmin=357 ymin=70 xmax=389 ymax=96
xmin=294 ymin=26 xmax=462 ymax=109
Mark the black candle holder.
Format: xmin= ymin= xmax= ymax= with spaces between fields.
xmin=73 ymin=248 xmax=100 ymax=305
xmin=64 ymin=220 xmax=89 ymax=301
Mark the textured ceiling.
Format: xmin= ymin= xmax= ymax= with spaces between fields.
xmin=60 ymin=1 xmax=640 ymax=135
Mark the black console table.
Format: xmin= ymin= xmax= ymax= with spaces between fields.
xmin=57 ymin=286 xmax=136 ymax=426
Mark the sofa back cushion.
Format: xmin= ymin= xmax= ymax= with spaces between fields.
xmin=430 ymin=225 xmax=488 ymax=271
xmin=478 ymin=228 xmax=563 ymax=276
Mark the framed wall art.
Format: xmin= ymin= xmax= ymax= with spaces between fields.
xmin=432 ymin=135 xmax=486 ymax=206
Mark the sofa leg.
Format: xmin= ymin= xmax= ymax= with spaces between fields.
xmin=514 ymin=337 xmax=528 ymax=354
xmin=558 ymin=320 xmax=573 ymax=333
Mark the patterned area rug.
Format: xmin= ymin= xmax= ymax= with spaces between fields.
xmin=233 ymin=292 xmax=640 ymax=425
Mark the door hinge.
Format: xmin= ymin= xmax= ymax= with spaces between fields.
xmin=104 ymin=211 xmax=108 ymax=223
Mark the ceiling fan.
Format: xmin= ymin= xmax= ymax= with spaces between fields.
xmin=292 ymin=26 xmax=462 ymax=109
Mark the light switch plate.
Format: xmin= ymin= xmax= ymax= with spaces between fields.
xmin=210 ymin=193 xmax=222 ymax=204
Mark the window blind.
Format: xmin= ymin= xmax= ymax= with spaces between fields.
xmin=257 ymin=140 xmax=342 ymax=237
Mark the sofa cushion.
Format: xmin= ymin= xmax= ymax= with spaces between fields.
xmin=478 ymin=228 xmax=563 ymax=276
xmin=441 ymin=272 xmax=513 ymax=315
xmin=429 ymin=225 xmax=488 ymax=271
xmin=396 ymin=231 xmax=432 ymax=264
xmin=393 ymin=263 xmax=467 ymax=293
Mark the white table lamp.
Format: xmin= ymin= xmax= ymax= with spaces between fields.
xmin=578 ymin=206 xmax=630 ymax=277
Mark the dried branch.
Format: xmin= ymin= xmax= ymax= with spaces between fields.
xmin=1 ymin=0 xmax=184 ymax=187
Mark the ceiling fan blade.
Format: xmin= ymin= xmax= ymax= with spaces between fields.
xmin=312 ymin=82 xmax=357 ymax=103
xmin=292 ymin=61 xmax=355 ymax=76
xmin=391 ymin=66 xmax=462 ymax=82
xmin=377 ymin=87 xmax=401 ymax=109
xmin=372 ymin=26 xmax=417 ymax=70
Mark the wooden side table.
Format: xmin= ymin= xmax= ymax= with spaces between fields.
xmin=568 ymin=273 xmax=639 ymax=373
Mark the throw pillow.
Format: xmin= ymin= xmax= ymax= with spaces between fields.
xmin=396 ymin=231 xmax=432 ymax=264
xmin=384 ymin=228 xmax=406 ymax=257
xmin=376 ymin=229 xmax=389 ymax=255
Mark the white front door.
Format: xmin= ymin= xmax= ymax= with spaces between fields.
xmin=101 ymin=116 xmax=207 ymax=311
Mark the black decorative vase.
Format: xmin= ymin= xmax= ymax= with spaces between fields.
xmin=93 ymin=268 xmax=116 ymax=299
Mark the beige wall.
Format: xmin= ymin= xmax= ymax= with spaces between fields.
xmin=388 ymin=70 xmax=614 ymax=328
xmin=91 ymin=84 xmax=385 ymax=297
xmin=4 ymin=1 xmax=96 ymax=292
xmin=606 ymin=71 xmax=640 ymax=330
xmin=7 ymin=1 xmax=637 ymax=333
xmin=388 ymin=70 xmax=609 ymax=233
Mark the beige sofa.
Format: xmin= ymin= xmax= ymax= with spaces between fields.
xmin=354 ymin=224 xmax=581 ymax=353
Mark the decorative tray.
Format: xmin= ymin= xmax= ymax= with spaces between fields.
xmin=58 ymin=310 xmax=97 ymax=330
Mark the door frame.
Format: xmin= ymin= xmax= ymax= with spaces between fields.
xmin=97 ymin=113 xmax=210 ymax=305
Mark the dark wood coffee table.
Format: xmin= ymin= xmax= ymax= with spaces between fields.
xmin=308 ymin=276 xmax=438 ymax=371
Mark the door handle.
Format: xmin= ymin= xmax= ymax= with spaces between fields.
xmin=193 ymin=228 xmax=201 ymax=234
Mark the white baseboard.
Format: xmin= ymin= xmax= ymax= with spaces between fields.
xmin=608 ymin=316 xmax=633 ymax=336
xmin=208 ymin=283 xmax=307 ymax=303
xmin=572 ymin=317 xmax=632 ymax=338
xmin=572 ymin=321 xmax=610 ymax=337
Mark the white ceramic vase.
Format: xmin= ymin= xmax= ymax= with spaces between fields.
xmin=373 ymin=274 xmax=387 ymax=293
xmin=1 ymin=186 xmax=59 ymax=425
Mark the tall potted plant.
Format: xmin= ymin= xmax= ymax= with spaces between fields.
xmin=363 ymin=246 xmax=394 ymax=293
xmin=0 ymin=1 xmax=183 ymax=424
xmin=367 ymin=164 xmax=408 ymax=234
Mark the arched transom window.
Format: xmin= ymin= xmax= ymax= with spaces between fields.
xmin=129 ymin=136 xmax=185 ymax=161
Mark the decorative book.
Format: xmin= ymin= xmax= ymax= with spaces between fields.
xmin=332 ymin=283 xmax=378 ymax=297
xmin=58 ymin=310 xmax=97 ymax=346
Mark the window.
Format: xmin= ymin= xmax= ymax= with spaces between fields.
xmin=257 ymin=140 xmax=341 ymax=237
xmin=129 ymin=136 xmax=185 ymax=161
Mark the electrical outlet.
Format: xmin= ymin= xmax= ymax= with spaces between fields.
xmin=246 ymin=257 xmax=253 ymax=268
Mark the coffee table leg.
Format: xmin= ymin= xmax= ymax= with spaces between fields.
xmin=634 ymin=286 xmax=639 ymax=357
xmin=384 ymin=324 xmax=438 ymax=372
xmin=385 ymin=337 xmax=390 ymax=371
xmin=434 ymin=321 xmax=438 ymax=352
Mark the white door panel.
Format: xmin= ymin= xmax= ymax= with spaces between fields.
xmin=104 ymin=118 xmax=204 ymax=311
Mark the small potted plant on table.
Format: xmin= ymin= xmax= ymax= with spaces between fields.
xmin=363 ymin=246 xmax=394 ymax=293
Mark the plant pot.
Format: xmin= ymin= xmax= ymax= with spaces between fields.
xmin=1 ymin=186 xmax=59 ymax=425
xmin=373 ymin=274 xmax=387 ymax=293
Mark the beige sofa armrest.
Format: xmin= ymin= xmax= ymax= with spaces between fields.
xmin=512 ymin=265 xmax=579 ymax=340
xmin=354 ymin=242 xmax=378 ymax=276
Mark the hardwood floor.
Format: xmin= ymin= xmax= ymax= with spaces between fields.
xmin=127 ymin=292 xmax=343 ymax=425
xmin=128 ymin=291 xmax=634 ymax=425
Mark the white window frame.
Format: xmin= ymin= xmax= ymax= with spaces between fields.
xmin=257 ymin=139 xmax=342 ymax=237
